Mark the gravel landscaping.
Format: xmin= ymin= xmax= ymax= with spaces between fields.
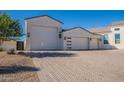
xmin=0 ymin=52 xmax=39 ymax=82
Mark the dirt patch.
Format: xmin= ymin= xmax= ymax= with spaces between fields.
xmin=0 ymin=52 xmax=39 ymax=82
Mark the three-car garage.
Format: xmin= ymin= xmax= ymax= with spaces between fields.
xmin=63 ymin=27 xmax=102 ymax=50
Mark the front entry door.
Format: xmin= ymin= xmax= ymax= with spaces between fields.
xmin=17 ymin=41 xmax=24 ymax=50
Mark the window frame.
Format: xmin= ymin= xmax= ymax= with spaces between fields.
xmin=114 ymin=28 xmax=120 ymax=31
xmin=103 ymin=34 xmax=109 ymax=44
xmin=115 ymin=33 xmax=120 ymax=44
xmin=67 ymin=44 xmax=72 ymax=46
xmin=59 ymin=33 xmax=62 ymax=38
xmin=67 ymin=41 xmax=72 ymax=43
xmin=67 ymin=37 xmax=71 ymax=39
xmin=67 ymin=47 xmax=72 ymax=49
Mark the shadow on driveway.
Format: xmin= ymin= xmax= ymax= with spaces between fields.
xmin=0 ymin=66 xmax=40 ymax=74
xmin=18 ymin=52 xmax=77 ymax=58
xmin=31 ymin=52 xmax=77 ymax=58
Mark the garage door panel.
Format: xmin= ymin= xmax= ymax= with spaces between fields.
xmin=65 ymin=37 xmax=89 ymax=50
xmin=72 ymin=38 xmax=88 ymax=49
xmin=30 ymin=26 xmax=58 ymax=50
xmin=90 ymin=38 xmax=98 ymax=49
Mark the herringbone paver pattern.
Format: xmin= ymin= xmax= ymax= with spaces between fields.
xmin=33 ymin=50 xmax=124 ymax=82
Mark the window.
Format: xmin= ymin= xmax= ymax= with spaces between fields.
xmin=67 ymin=37 xmax=71 ymax=39
xmin=59 ymin=33 xmax=62 ymax=38
xmin=17 ymin=41 xmax=24 ymax=50
xmin=114 ymin=28 xmax=120 ymax=31
xmin=115 ymin=33 xmax=120 ymax=44
xmin=67 ymin=41 xmax=71 ymax=42
xmin=103 ymin=34 xmax=109 ymax=44
xmin=64 ymin=37 xmax=66 ymax=40
xmin=99 ymin=38 xmax=102 ymax=41
xmin=67 ymin=47 xmax=71 ymax=49
xmin=67 ymin=44 xmax=71 ymax=46
xmin=27 ymin=32 xmax=30 ymax=38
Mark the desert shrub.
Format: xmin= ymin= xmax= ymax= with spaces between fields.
xmin=7 ymin=48 xmax=16 ymax=54
xmin=0 ymin=48 xmax=4 ymax=52
xmin=18 ymin=51 xmax=26 ymax=55
xmin=18 ymin=51 xmax=30 ymax=57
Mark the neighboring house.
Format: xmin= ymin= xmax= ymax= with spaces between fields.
xmin=90 ymin=21 xmax=124 ymax=49
xmin=25 ymin=15 xmax=102 ymax=51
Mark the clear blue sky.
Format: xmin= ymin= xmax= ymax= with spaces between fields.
xmin=1 ymin=10 xmax=124 ymax=30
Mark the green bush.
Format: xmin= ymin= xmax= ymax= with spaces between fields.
xmin=7 ymin=48 xmax=16 ymax=54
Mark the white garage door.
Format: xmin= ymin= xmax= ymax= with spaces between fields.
xmin=66 ymin=37 xmax=89 ymax=50
xmin=90 ymin=38 xmax=98 ymax=49
xmin=30 ymin=26 xmax=58 ymax=50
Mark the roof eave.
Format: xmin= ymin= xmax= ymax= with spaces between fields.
xmin=62 ymin=27 xmax=101 ymax=36
xmin=24 ymin=15 xmax=64 ymax=24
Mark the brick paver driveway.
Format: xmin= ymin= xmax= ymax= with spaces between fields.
xmin=32 ymin=50 xmax=124 ymax=82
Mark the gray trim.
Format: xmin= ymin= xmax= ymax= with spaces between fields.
xmin=62 ymin=27 xmax=102 ymax=36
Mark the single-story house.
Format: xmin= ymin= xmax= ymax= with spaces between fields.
xmin=90 ymin=21 xmax=124 ymax=49
xmin=3 ymin=15 xmax=124 ymax=51
xmin=25 ymin=15 xmax=102 ymax=51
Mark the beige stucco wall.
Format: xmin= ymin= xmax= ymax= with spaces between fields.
xmin=25 ymin=16 xmax=63 ymax=51
xmin=26 ymin=16 xmax=62 ymax=28
xmin=90 ymin=22 xmax=124 ymax=49
xmin=63 ymin=28 xmax=102 ymax=50
xmin=109 ymin=26 xmax=124 ymax=49
xmin=25 ymin=16 xmax=104 ymax=50
xmin=98 ymin=26 xmax=124 ymax=49
xmin=0 ymin=40 xmax=16 ymax=50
